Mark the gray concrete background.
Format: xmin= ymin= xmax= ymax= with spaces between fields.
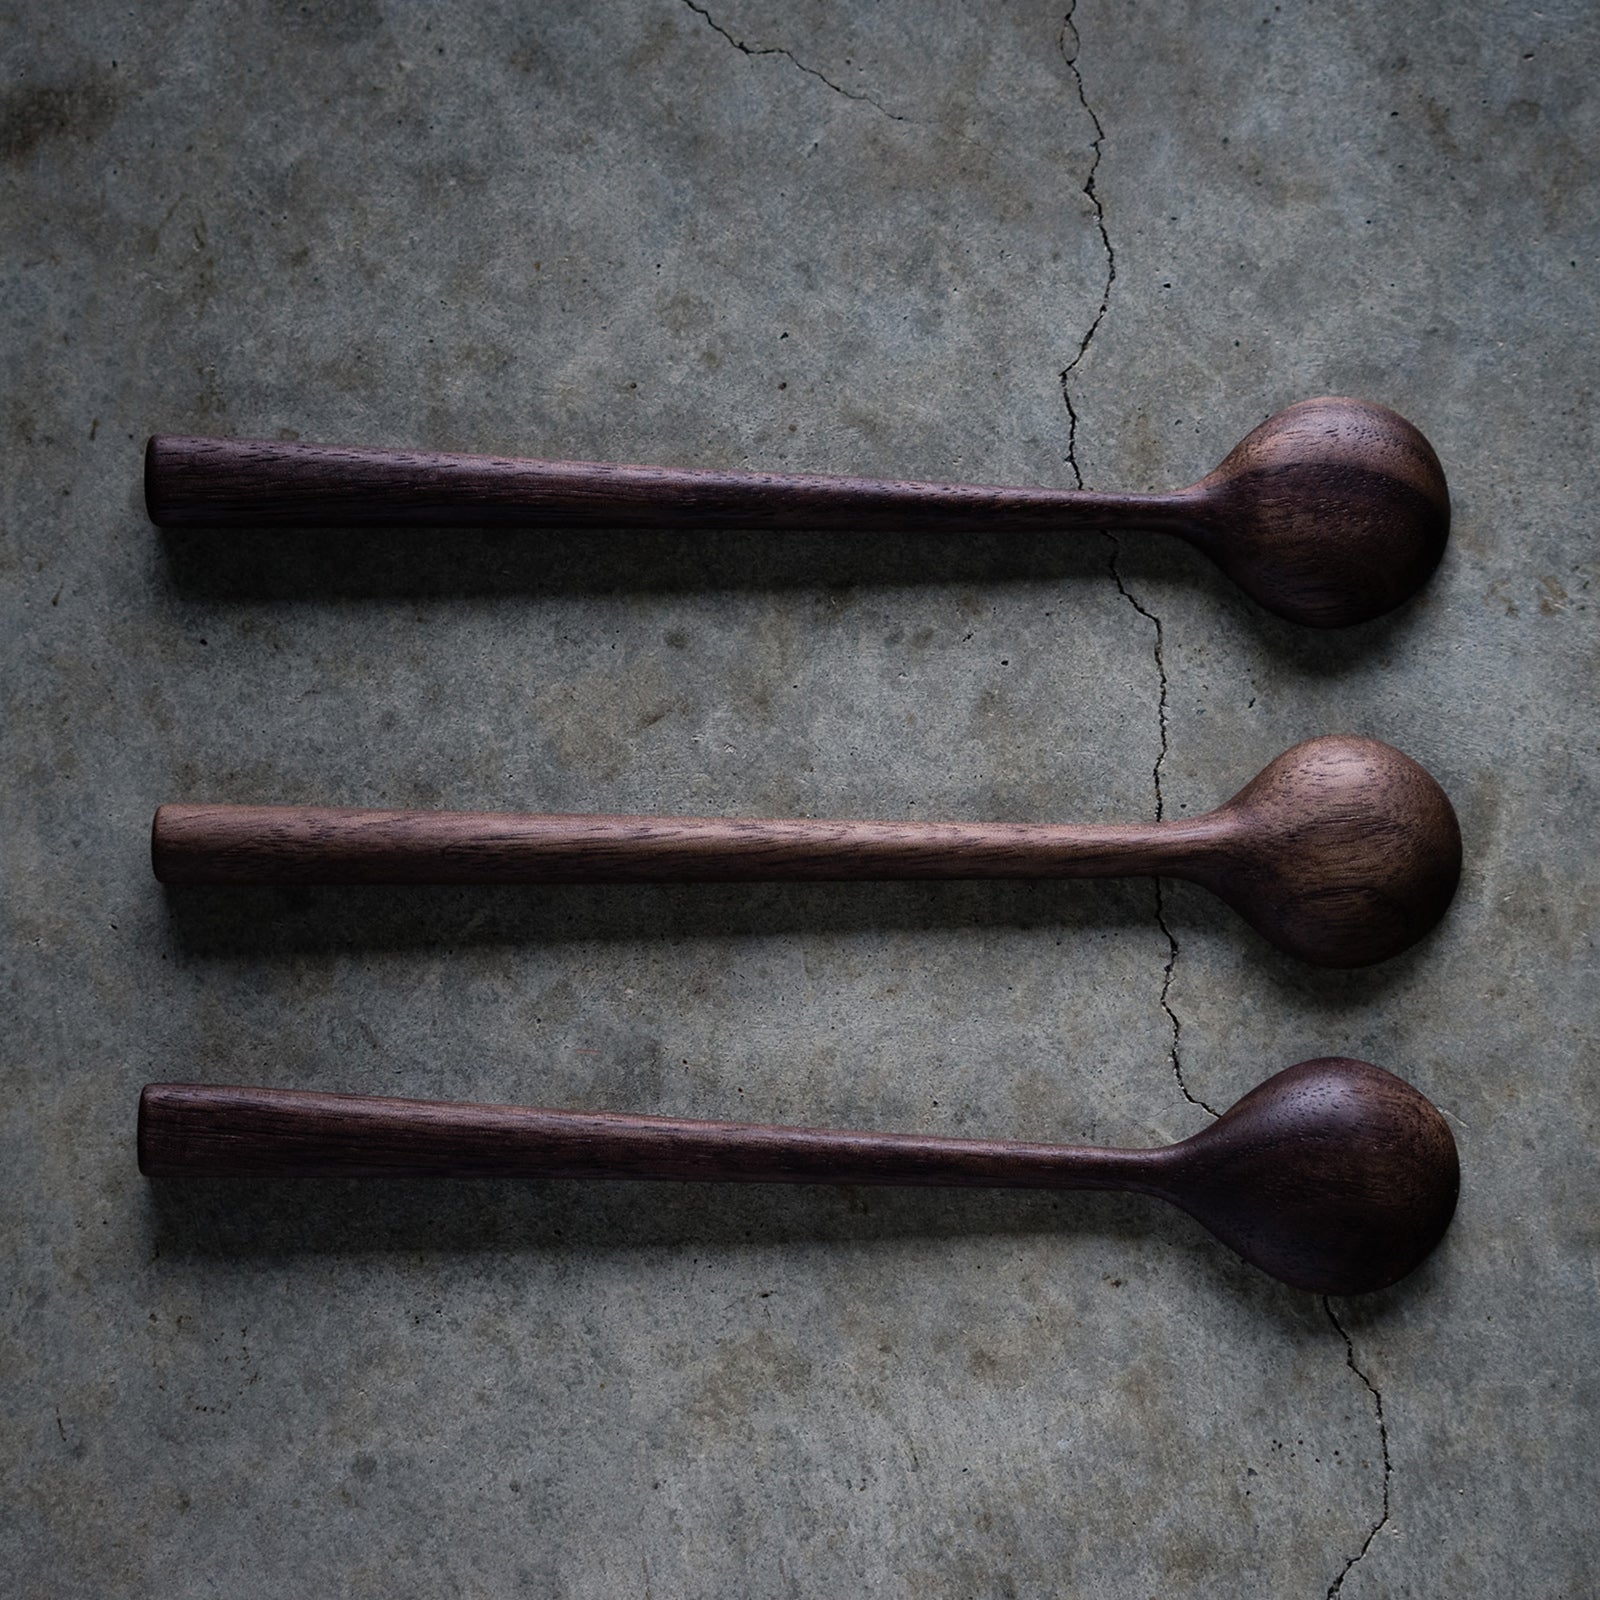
xmin=3 ymin=1 xmax=1595 ymax=1593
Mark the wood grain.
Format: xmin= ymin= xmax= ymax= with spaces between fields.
xmin=152 ymin=735 xmax=1461 ymax=968
xmin=139 ymin=1058 xmax=1459 ymax=1295
xmin=145 ymin=397 xmax=1449 ymax=627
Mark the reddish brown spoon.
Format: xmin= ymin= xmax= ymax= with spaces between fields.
xmin=144 ymin=396 xmax=1448 ymax=627
xmin=152 ymin=735 xmax=1461 ymax=967
xmin=138 ymin=1058 xmax=1460 ymax=1294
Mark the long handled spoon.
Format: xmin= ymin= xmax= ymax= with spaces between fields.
xmin=152 ymin=735 xmax=1460 ymax=967
xmin=145 ymin=396 xmax=1448 ymax=627
xmin=138 ymin=1057 xmax=1459 ymax=1294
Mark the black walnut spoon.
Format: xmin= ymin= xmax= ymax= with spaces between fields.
xmin=145 ymin=396 xmax=1449 ymax=627
xmin=138 ymin=1058 xmax=1460 ymax=1295
xmin=152 ymin=735 xmax=1462 ymax=968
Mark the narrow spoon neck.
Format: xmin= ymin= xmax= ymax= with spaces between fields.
xmin=1044 ymin=488 xmax=1212 ymax=539
xmin=1024 ymin=1143 xmax=1173 ymax=1193
xmin=1021 ymin=812 xmax=1233 ymax=881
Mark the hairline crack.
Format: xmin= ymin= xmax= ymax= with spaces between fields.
xmin=1058 ymin=0 xmax=1115 ymax=489
xmin=681 ymin=1 xmax=908 ymax=122
xmin=1325 ymin=1299 xmax=1392 ymax=1596
xmin=1058 ymin=5 xmax=1214 ymax=1121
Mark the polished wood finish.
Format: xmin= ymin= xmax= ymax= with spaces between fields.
xmin=138 ymin=1058 xmax=1460 ymax=1295
xmin=152 ymin=735 xmax=1461 ymax=968
xmin=145 ymin=397 xmax=1449 ymax=627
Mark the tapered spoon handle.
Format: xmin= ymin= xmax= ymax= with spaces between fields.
xmin=144 ymin=436 xmax=1189 ymax=534
xmin=138 ymin=1059 xmax=1461 ymax=1294
xmin=151 ymin=803 xmax=1216 ymax=885
xmin=148 ymin=738 xmax=1461 ymax=968
xmin=138 ymin=1083 xmax=1154 ymax=1188
xmin=143 ymin=399 xmax=1450 ymax=627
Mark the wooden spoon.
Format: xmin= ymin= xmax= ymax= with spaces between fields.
xmin=144 ymin=396 xmax=1448 ymax=627
xmin=152 ymin=735 xmax=1461 ymax=968
xmin=137 ymin=1057 xmax=1459 ymax=1294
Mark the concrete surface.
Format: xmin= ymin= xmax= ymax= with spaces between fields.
xmin=3 ymin=1 xmax=1596 ymax=1593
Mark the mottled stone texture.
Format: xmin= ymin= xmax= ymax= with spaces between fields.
xmin=1 ymin=1 xmax=1595 ymax=1595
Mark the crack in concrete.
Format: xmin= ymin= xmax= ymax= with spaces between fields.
xmin=681 ymin=1 xmax=908 ymax=122
xmin=1057 ymin=0 xmax=1116 ymax=489
xmin=1057 ymin=6 xmax=1214 ymax=1122
xmin=1325 ymin=1301 xmax=1393 ymax=1597
xmin=1153 ymin=877 xmax=1217 ymax=1117
xmin=1057 ymin=17 xmax=1388 ymax=1589
xmin=1103 ymin=550 xmax=1169 ymax=821
xmin=1105 ymin=555 xmax=1217 ymax=1119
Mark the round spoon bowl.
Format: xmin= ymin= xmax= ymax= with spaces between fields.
xmin=1185 ymin=396 xmax=1450 ymax=627
xmin=1160 ymin=1057 xmax=1460 ymax=1294
xmin=1191 ymin=735 xmax=1462 ymax=967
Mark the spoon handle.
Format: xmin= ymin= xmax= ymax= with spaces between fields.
xmin=151 ymin=803 xmax=1219 ymax=885
xmin=138 ymin=1083 xmax=1158 ymax=1187
xmin=144 ymin=436 xmax=1194 ymax=534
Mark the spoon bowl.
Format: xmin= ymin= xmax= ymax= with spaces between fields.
xmin=1180 ymin=396 xmax=1451 ymax=627
xmin=1157 ymin=1056 xmax=1460 ymax=1294
xmin=1189 ymin=735 xmax=1463 ymax=967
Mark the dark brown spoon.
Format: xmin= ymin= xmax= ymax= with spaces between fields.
xmin=152 ymin=735 xmax=1461 ymax=967
xmin=144 ymin=396 xmax=1448 ymax=627
xmin=137 ymin=1057 xmax=1460 ymax=1294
